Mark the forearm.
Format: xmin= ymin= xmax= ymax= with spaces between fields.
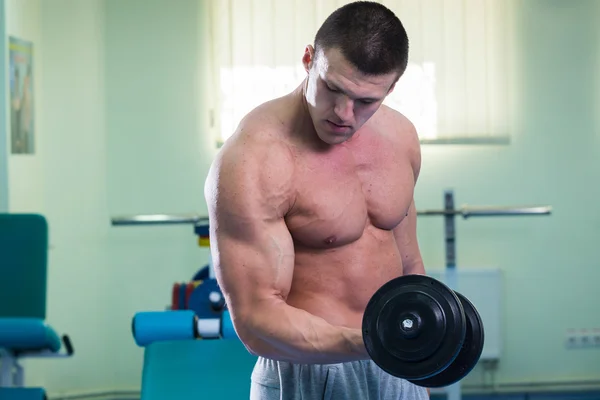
xmin=237 ymin=300 xmax=369 ymax=364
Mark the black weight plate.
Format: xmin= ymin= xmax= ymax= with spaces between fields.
xmin=409 ymin=291 xmax=484 ymax=388
xmin=363 ymin=274 xmax=466 ymax=381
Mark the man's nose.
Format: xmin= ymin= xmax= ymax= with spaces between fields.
xmin=334 ymin=97 xmax=353 ymax=122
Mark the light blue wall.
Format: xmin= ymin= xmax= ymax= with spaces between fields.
xmin=2 ymin=0 xmax=214 ymax=395
xmin=103 ymin=0 xmax=214 ymax=390
xmin=104 ymin=0 xmax=213 ymax=216
xmin=0 ymin=0 xmax=8 ymax=212
xmin=5 ymin=0 xmax=45 ymax=213
xmin=415 ymin=0 xmax=600 ymax=389
xmin=31 ymin=0 xmax=113 ymax=394
xmin=2 ymin=0 xmax=600 ymax=397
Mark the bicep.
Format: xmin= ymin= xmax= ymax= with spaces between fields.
xmin=204 ymin=143 xmax=296 ymax=319
xmin=211 ymin=211 xmax=295 ymax=313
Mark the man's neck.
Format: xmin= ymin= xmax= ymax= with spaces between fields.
xmin=289 ymin=81 xmax=326 ymax=148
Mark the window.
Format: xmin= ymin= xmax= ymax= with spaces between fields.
xmin=207 ymin=0 xmax=514 ymax=146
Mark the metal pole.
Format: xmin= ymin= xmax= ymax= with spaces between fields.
xmin=110 ymin=214 xmax=208 ymax=226
xmin=443 ymin=190 xmax=460 ymax=400
xmin=444 ymin=190 xmax=456 ymax=269
xmin=417 ymin=205 xmax=552 ymax=218
xmin=110 ymin=203 xmax=552 ymax=228
xmin=425 ymin=191 xmax=552 ymax=400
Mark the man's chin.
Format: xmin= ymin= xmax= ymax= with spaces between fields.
xmin=311 ymin=119 xmax=356 ymax=145
xmin=317 ymin=132 xmax=353 ymax=145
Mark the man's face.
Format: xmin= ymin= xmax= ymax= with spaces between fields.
xmin=303 ymin=46 xmax=399 ymax=145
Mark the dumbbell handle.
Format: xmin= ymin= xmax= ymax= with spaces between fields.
xmin=132 ymin=310 xmax=238 ymax=347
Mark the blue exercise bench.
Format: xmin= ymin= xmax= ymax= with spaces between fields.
xmin=114 ymin=215 xmax=258 ymax=398
xmin=132 ymin=309 xmax=257 ymax=399
xmin=0 ymin=214 xmax=74 ymax=400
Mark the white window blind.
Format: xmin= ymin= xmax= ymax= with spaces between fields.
xmin=207 ymin=0 xmax=514 ymax=145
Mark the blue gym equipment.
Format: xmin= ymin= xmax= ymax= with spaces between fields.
xmin=0 ymin=214 xmax=74 ymax=400
xmin=112 ymin=215 xmax=258 ymax=399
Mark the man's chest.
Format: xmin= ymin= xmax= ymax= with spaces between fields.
xmin=286 ymin=144 xmax=415 ymax=247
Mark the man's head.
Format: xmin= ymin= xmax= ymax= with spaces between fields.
xmin=302 ymin=1 xmax=409 ymax=145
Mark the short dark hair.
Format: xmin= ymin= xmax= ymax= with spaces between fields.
xmin=314 ymin=1 xmax=409 ymax=77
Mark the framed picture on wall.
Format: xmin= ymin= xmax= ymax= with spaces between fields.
xmin=9 ymin=36 xmax=34 ymax=155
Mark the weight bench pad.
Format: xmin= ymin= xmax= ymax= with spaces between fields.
xmin=0 ymin=388 xmax=46 ymax=400
xmin=0 ymin=318 xmax=61 ymax=353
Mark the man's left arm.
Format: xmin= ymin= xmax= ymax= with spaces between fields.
xmin=393 ymin=116 xmax=425 ymax=276
xmin=393 ymin=198 xmax=426 ymax=276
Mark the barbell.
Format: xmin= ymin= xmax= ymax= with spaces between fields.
xmin=109 ymin=203 xmax=551 ymax=226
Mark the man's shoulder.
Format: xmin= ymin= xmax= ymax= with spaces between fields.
xmin=229 ymin=97 xmax=294 ymax=146
xmin=218 ymin=109 xmax=277 ymax=153
xmin=374 ymin=105 xmax=420 ymax=151
xmin=212 ymin=104 xmax=295 ymax=185
xmin=378 ymin=105 xmax=417 ymax=137
xmin=206 ymin=104 xmax=296 ymax=214
xmin=375 ymin=105 xmax=421 ymax=177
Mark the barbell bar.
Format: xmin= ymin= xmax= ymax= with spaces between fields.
xmin=110 ymin=204 xmax=551 ymax=227
xmin=417 ymin=205 xmax=552 ymax=218
xmin=111 ymin=213 xmax=209 ymax=226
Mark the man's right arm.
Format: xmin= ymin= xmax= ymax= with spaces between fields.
xmin=204 ymin=137 xmax=368 ymax=364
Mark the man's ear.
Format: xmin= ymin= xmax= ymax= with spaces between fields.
xmin=302 ymin=45 xmax=315 ymax=73
xmin=387 ymin=80 xmax=397 ymax=95
xmin=388 ymin=70 xmax=405 ymax=95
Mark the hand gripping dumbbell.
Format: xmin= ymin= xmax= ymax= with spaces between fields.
xmin=362 ymin=274 xmax=485 ymax=388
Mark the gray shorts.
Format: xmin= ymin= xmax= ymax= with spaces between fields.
xmin=250 ymin=356 xmax=429 ymax=400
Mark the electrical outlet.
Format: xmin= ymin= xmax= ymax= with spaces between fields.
xmin=580 ymin=331 xmax=592 ymax=347
xmin=565 ymin=330 xmax=579 ymax=349
xmin=565 ymin=328 xmax=600 ymax=349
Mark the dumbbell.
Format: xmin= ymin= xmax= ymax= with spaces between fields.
xmin=362 ymin=274 xmax=484 ymax=388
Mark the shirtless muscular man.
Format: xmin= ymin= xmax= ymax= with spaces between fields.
xmin=205 ymin=2 xmax=429 ymax=399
